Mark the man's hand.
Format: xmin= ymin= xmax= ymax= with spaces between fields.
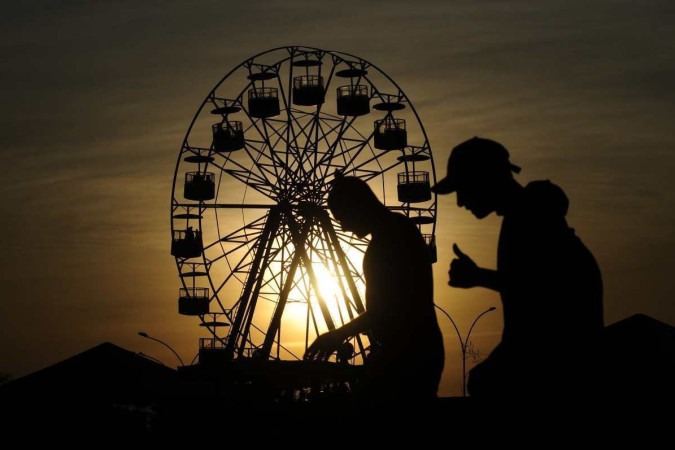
xmin=449 ymin=243 xmax=481 ymax=288
xmin=304 ymin=330 xmax=345 ymax=361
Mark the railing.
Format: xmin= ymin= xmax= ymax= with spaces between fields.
xmin=248 ymin=87 xmax=278 ymax=99
xmin=397 ymin=171 xmax=429 ymax=184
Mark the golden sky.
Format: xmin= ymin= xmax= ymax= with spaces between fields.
xmin=1 ymin=0 xmax=673 ymax=397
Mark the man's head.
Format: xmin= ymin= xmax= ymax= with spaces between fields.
xmin=327 ymin=174 xmax=383 ymax=238
xmin=432 ymin=137 xmax=521 ymax=218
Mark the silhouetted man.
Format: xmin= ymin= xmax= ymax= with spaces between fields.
xmin=432 ymin=137 xmax=603 ymax=397
xmin=304 ymin=174 xmax=444 ymax=404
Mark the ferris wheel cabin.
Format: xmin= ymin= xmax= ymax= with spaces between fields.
xmin=171 ymin=228 xmax=203 ymax=259
xmin=248 ymin=87 xmax=280 ymax=118
xmin=212 ymin=121 xmax=245 ymax=152
xmin=336 ymin=67 xmax=370 ymax=116
xmin=247 ymin=71 xmax=281 ymax=118
xmin=293 ymin=75 xmax=325 ymax=106
xmin=210 ymin=104 xmax=246 ymax=152
xmin=397 ymin=171 xmax=432 ymax=203
xmin=198 ymin=336 xmax=229 ymax=367
xmin=374 ymin=117 xmax=407 ymax=150
xmin=183 ymin=172 xmax=215 ymax=201
xmin=178 ymin=287 xmax=210 ymax=316
xmin=337 ymin=85 xmax=370 ymax=116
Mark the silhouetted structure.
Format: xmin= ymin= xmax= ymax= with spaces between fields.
xmin=433 ymin=137 xmax=604 ymax=397
xmin=601 ymin=314 xmax=675 ymax=399
xmin=2 ymin=321 xmax=671 ymax=437
xmin=0 ymin=342 xmax=177 ymax=434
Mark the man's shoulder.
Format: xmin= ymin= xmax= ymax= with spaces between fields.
xmin=520 ymin=180 xmax=569 ymax=217
xmin=387 ymin=211 xmax=419 ymax=231
xmin=377 ymin=211 xmax=424 ymax=242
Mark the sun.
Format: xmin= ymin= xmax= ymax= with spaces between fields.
xmin=311 ymin=262 xmax=343 ymax=319
xmin=269 ymin=233 xmax=367 ymax=358
xmin=285 ymin=262 xmax=341 ymax=321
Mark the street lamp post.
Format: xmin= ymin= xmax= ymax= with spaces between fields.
xmin=138 ymin=331 xmax=185 ymax=367
xmin=435 ymin=306 xmax=496 ymax=397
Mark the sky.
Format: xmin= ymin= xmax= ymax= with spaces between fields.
xmin=1 ymin=0 xmax=674 ymax=397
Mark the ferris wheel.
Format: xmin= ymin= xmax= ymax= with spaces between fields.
xmin=170 ymin=46 xmax=438 ymax=366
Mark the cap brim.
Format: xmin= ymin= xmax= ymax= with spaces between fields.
xmin=430 ymin=177 xmax=455 ymax=195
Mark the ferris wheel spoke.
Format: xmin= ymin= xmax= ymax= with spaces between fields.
xmin=260 ymin=117 xmax=291 ymax=149
xmin=286 ymin=110 xmax=322 ymax=177
xmin=258 ymin=118 xmax=295 ymax=181
xmin=333 ymin=229 xmax=369 ymax=255
xmin=207 ymin=149 xmax=279 ymax=198
xmin=235 ymin=97 xmax=287 ymax=183
xmin=221 ymin=244 xmax=287 ymax=308
xmin=287 ymin=212 xmax=336 ymax=330
xmin=215 ymin=158 xmax=271 ymax=192
xmin=350 ymin=155 xmax=404 ymax=180
xmin=207 ymin=215 xmax=275 ymax=292
xmin=209 ymin=243 xmax=259 ymax=299
xmin=299 ymin=116 xmax=339 ymax=186
xmin=313 ymin=116 xmax=360 ymax=188
xmin=258 ymin=118 xmax=307 ymax=185
xmin=291 ymin=109 xmax=324 ymax=150
xmin=269 ymin=113 xmax=318 ymax=176
xmin=208 ymin=214 xmax=267 ymax=249
xmin=318 ymin=214 xmax=366 ymax=313
xmin=248 ymin=322 xmax=302 ymax=360
xmin=331 ymin=134 xmax=378 ymax=175
xmin=256 ymin=258 xmax=288 ymax=296
xmin=207 ymin=239 xmax=255 ymax=264
xmin=225 ymin=207 xmax=283 ymax=356
xmin=304 ymin=235 xmax=362 ymax=331
xmin=226 ymin=169 xmax=279 ymax=200
xmin=236 ymin=130 xmax=277 ymax=170
xmin=312 ymin=115 xmax=356 ymax=181
xmin=324 ymin=115 xmax=358 ymax=164
xmin=248 ymin=124 xmax=307 ymax=190
xmin=174 ymin=202 xmax=275 ymax=210
xmin=274 ymin=65 xmax=301 ymax=172
xmin=260 ymin=242 xmax=305 ymax=357
xmin=237 ymin=237 xmax=284 ymax=357
xmin=240 ymin=140 xmax=285 ymax=189
xmin=289 ymin=109 xmax=319 ymax=145
xmin=320 ymin=137 xmax=374 ymax=184
xmin=245 ymin=257 xmax=303 ymax=357
xmin=242 ymin=159 xmax=283 ymax=192
xmin=229 ymin=298 xmax=303 ymax=360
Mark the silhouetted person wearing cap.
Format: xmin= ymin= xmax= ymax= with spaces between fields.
xmin=432 ymin=137 xmax=603 ymax=398
xmin=305 ymin=174 xmax=444 ymax=405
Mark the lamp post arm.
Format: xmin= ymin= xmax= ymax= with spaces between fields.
xmin=138 ymin=352 xmax=167 ymax=366
xmin=138 ymin=332 xmax=185 ymax=367
xmin=434 ymin=304 xmax=464 ymax=349
xmin=465 ymin=307 xmax=497 ymax=347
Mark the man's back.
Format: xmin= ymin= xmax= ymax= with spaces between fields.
xmin=364 ymin=212 xmax=437 ymax=345
xmin=498 ymin=180 xmax=603 ymax=350
xmin=361 ymin=211 xmax=444 ymax=401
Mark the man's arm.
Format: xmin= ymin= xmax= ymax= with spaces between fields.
xmin=304 ymin=312 xmax=371 ymax=360
xmin=449 ymin=244 xmax=502 ymax=292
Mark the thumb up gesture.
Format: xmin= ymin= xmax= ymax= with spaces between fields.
xmin=448 ymin=244 xmax=481 ymax=288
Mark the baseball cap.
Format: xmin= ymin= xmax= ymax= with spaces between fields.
xmin=431 ymin=137 xmax=521 ymax=194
